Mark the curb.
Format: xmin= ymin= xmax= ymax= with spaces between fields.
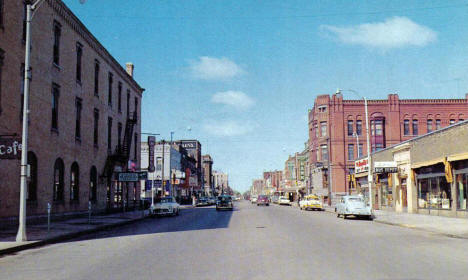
xmin=372 ymin=219 xmax=468 ymax=240
xmin=0 ymin=215 xmax=149 ymax=257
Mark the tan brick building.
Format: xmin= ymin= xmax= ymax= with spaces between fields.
xmin=0 ymin=0 xmax=144 ymax=218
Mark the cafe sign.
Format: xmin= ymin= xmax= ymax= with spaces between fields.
xmin=0 ymin=137 xmax=22 ymax=159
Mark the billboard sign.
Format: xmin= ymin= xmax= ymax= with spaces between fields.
xmin=355 ymin=158 xmax=369 ymax=173
xmin=118 ymin=172 xmax=148 ymax=182
xmin=180 ymin=141 xmax=197 ymax=150
xmin=0 ymin=137 xmax=22 ymax=159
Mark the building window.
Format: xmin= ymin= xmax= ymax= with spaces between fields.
xmin=317 ymin=105 xmax=327 ymax=112
xmin=53 ymin=21 xmax=61 ymax=65
xmin=456 ymin=173 xmax=468 ymax=210
xmin=108 ymin=72 xmax=113 ymax=106
xmin=320 ymin=122 xmax=327 ymax=137
xmin=347 ymin=120 xmax=353 ymax=136
xmin=107 ymin=117 xmax=113 ymax=151
xmin=74 ymin=98 xmax=82 ymax=140
xmin=371 ymin=119 xmax=383 ymax=136
xmin=90 ymin=166 xmax=97 ymax=202
xmin=412 ymin=120 xmax=418 ymax=135
xmin=118 ymin=122 xmax=122 ymax=152
xmin=93 ymin=109 xmax=99 ymax=147
xmin=320 ymin=145 xmax=328 ymax=161
xmin=347 ymin=144 xmax=354 ymax=161
xmin=427 ymin=119 xmax=433 ymax=133
xmin=118 ymin=82 xmax=122 ymax=113
xmin=436 ymin=119 xmax=441 ymax=130
xmin=134 ymin=133 xmax=138 ymax=161
xmin=156 ymin=157 xmax=162 ymax=171
xmin=374 ymin=143 xmax=384 ymax=152
xmin=0 ymin=0 xmax=4 ymax=28
xmin=134 ymin=97 xmax=138 ymax=119
xmin=76 ymin=43 xmax=82 ymax=83
xmin=27 ymin=151 xmax=38 ymax=201
xmin=356 ymin=120 xmax=362 ymax=136
xmin=22 ymin=3 xmax=27 ymax=41
xmin=94 ymin=60 xmax=100 ymax=96
xmin=53 ymin=158 xmax=64 ymax=201
xmin=358 ymin=144 xmax=363 ymax=158
xmin=450 ymin=119 xmax=456 ymax=125
xmin=126 ymin=90 xmax=130 ymax=118
xmin=51 ymin=83 xmax=60 ymax=131
xmin=460 ymin=119 xmax=464 ymax=122
xmin=0 ymin=48 xmax=3 ymax=115
xmin=70 ymin=162 xmax=79 ymax=201
xmin=403 ymin=119 xmax=410 ymax=135
xmin=314 ymin=123 xmax=318 ymax=138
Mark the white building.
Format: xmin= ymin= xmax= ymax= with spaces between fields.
xmin=213 ymin=170 xmax=229 ymax=195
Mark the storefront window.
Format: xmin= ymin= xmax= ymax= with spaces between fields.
xmin=380 ymin=179 xmax=393 ymax=207
xmin=418 ymin=176 xmax=451 ymax=209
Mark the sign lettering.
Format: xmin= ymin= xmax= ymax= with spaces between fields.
xmin=0 ymin=138 xmax=22 ymax=159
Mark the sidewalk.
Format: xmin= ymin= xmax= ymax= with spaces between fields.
xmin=0 ymin=209 xmax=148 ymax=256
xmin=322 ymin=205 xmax=468 ymax=239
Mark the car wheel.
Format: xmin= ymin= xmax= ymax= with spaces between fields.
xmin=343 ymin=214 xmax=348 ymax=219
xmin=266 ymin=204 xmax=269 ymax=206
xmin=337 ymin=213 xmax=340 ymax=218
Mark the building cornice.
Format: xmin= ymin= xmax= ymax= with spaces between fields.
xmin=48 ymin=0 xmax=144 ymax=95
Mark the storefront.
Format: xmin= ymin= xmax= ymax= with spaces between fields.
xmin=416 ymin=164 xmax=452 ymax=211
xmin=454 ymin=160 xmax=468 ymax=213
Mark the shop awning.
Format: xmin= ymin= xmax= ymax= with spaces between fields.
xmin=448 ymin=152 xmax=468 ymax=162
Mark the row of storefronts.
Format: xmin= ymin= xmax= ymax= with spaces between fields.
xmin=352 ymin=120 xmax=468 ymax=218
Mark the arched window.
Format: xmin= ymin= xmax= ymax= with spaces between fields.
xmin=27 ymin=151 xmax=37 ymax=201
xmin=53 ymin=158 xmax=64 ymax=201
xmin=70 ymin=162 xmax=79 ymax=201
xmin=90 ymin=166 xmax=97 ymax=201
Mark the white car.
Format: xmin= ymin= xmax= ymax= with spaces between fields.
xmin=336 ymin=195 xmax=372 ymax=220
xmin=251 ymin=196 xmax=258 ymax=204
xmin=150 ymin=196 xmax=180 ymax=216
xmin=278 ymin=196 xmax=291 ymax=206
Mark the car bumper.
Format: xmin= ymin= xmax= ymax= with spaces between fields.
xmin=153 ymin=208 xmax=176 ymax=215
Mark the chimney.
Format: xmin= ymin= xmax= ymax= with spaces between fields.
xmin=125 ymin=62 xmax=134 ymax=77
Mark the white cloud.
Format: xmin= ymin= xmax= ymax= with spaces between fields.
xmin=189 ymin=56 xmax=245 ymax=80
xmin=321 ymin=17 xmax=437 ymax=49
xmin=203 ymin=120 xmax=253 ymax=137
xmin=211 ymin=91 xmax=254 ymax=110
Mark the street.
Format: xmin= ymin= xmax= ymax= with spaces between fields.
xmin=1 ymin=201 xmax=468 ymax=280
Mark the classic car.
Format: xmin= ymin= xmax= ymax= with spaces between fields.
xmin=216 ymin=195 xmax=234 ymax=211
xmin=336 ymin=195 xmax=372 ymax=220
xmin=278 ymin=196 xmax=291 ymax=206
xmin=299 ymin=195 xmax=323 ymax=211
xmin=251 ymin=196 xmax=258 ymax=204
xmin=196 ymin=197 xmax=210 ymax=207
xmin=150 ymin=196 xmax=180 ymax=216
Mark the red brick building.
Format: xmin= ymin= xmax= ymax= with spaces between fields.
xmin=0 ymin=0 xmax=144 ymax=218
xmin=263 ymin=170 xmax=283 ymax=191
xmin=308 ymin=92 xmax=468 ymax=202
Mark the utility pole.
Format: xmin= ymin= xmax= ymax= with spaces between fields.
xmin=161 ymin=140 xmax=165 ymax=197
xmin=364 ymin=97 xmax=373 ymax=210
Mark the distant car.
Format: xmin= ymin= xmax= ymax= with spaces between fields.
xmin=208 ymin=197 xmax=216 ymax=205
xmin=299 ymin=195 xmax=323 ymax=211
xmin=271 ymin=196 xmax=279 ymax=204
xmin=336 ymin=195 xmax=372 ymax=220
xmin=216 ymin=195 xmax=234 ymax=211
xmin=196 ymin=197 xmax=209 ymax=207
xmin=150 ymin=196 xmax=180 ymax=216
xmin=278 ymin=196 xmax=291 ymax=206
xmin=251 ymin=196 xmax=258 ymax=204
xmin=257 ymin=195 xmax=269 ymax=206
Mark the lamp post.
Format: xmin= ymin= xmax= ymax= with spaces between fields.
xmin=340 ymin=89 xmax=373 ymax=210
xmin=141 ymin=133 xmax=160 ymax=210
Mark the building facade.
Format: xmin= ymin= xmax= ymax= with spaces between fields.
xmin=202 ymin=154 xmax=213 ymax=196
xmin=213 ymin=170 xmax=228 ymax=196
xmin=308 ymin=92 xmax=468 ymax=203
xmin=175 ymin=140 xmax=202 ymax=192
xmin=0 ymin=0 xmax=144 ymax=218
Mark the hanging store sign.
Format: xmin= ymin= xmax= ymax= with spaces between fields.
xmin=118 ymin=172 xmax=148 ymax=182
xmin=355 ymin=158 xmax=369 ymax=173
xmin=374 ymin=161 xmax=398 ymax=174
xmin=148 ymin=136 xmax=155 ymax=173
xmin=0 ymin=137 xmax=22 ymax=159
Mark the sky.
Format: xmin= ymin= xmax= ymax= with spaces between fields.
xmin=63 ymin=0 xmax=468 ymax=192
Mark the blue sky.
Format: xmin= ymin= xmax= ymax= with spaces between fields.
xmin=64 ymin=0 xmax=468 ymax=192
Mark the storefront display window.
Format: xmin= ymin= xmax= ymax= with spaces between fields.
xmin=456 ymin=173 xmax=468 ymax=210
xmin=380 ymin=179 xmax=393 ymax=207
xmin=417 ymin=176 xmax=451 ymax=209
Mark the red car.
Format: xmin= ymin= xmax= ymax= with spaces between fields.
xmin=257 ymin=195 xmax=270 ymax=206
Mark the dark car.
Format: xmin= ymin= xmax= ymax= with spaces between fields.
xmin=257 ymin=195 xmax=269 ymax=206
xmin=216 ymin=195 xmax=233 ymax=211
xmin=196 ymin=197 xmax=209 ymax=207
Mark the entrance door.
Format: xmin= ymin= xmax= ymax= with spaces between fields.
xmin=401 ymin=180 xmax=408 ymax=208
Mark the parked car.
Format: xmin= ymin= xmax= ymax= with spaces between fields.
xmin=150 ymin=196 xmax=180 ymax=216
xmin=257 ymin=195 xmax=269 ymax=206
xmin=299 ymin=195 xmax=323 ymax=211
xmin=208 ymin=197 xmax=216 ymax=205
xmin=251 ymin=196 xmax=258 ymax=204
xmin=216 ymin=195 xmax=234 ymax=211
xmin=271 ymin=196 xmax=279 ymax=204
xmin=196 ymin=197 xmax=210 ymax=207
xmin=278 ymin=196 xmax=291 ymax=206
xmin=336 ymin=195 xmax=372 ymax=220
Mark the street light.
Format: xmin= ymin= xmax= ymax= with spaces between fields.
xmin=141 ymin=133 xmax=160 ymax=209
xmin=338 ymin=89 xmax=373 ymax=210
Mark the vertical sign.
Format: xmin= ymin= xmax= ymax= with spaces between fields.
xmin=148 ymin=136 xmax=155 ymax=172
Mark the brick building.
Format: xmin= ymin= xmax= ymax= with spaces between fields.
xmin=0 ymin=0 xmax=144 ymax=218
xmin=263 ymin=170 xmax=283 ymax=191
xmin=308 ymin=92 xmax=468 ymax=203
xmin=202 ymin=154 xmax=213 ymax=195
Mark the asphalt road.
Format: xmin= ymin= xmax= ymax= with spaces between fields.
xmin=1 ymin=201 xmax=468 ymax=280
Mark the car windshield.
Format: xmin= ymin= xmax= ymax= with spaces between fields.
xmin=159 ymin=198 xmax=173 ymax=203
xmin=218 ymin=196 xmax=232 ymax=201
